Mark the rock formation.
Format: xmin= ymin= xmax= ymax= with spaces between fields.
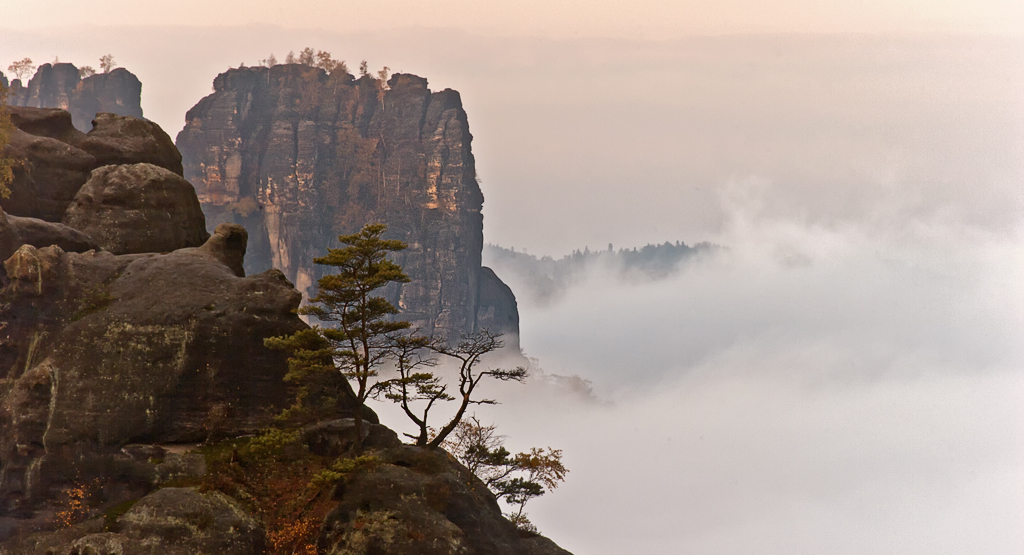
xmin=0 ymin=110 xmax=343 ymax=532
xmin=0 ymin=105 xmax=570 ymax=554
xmin=176 ymin=65 xmax=519 ymax=346
xmin=3 ymin=211 xmax=99 ymax=255
xmin=1 ymin=106 xmax=182 ymax=221
xmin=6 ymin=63 xmax=144 ymax=132
xmin=1 ymin=488 xmax=267 ymax=555
xmin=63 ymin=163 xmax=208 ymax=254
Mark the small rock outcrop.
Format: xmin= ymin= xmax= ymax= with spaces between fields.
xmin=177 ymin=65 xmax=519 ymax=345
xmin=0 ymin=488 xmax=266 ymax=555
xmin=181 ymin=222 xmax=248 ymax=277
xmin=2 ymin=106 xmax=184 ymax=221
xmin=321 ymin=446 xmax=573 ymax=555
xmin=63 ymin=163 xmax=209 ymax=254
xmin=77 ymin=113 xmax=183 ymax=175
xmin=5 ymin=211 xmax=99 ymax=254
xmin=6 ymin=63 xmax=144 ymax=132
xmin=475 ymin=267 xmax=520 ymax=342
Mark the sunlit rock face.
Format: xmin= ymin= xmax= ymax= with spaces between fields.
xmin=6 ymin=63 xmax=144 ymax=133
xmin=176 ymin=65 xmax=519 ymax=344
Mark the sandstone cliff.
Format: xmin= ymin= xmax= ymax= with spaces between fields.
xmin=6 ymin=63 xmax=144 ymax=132
xmin=0 ymin=106 xmax=568 ymax=555
xmin=176 ymin=65 xmax=519 ymax=345
xmin=0 ymin=107 xmax=350 ymax=535
xmin=1 ymin=106 xmax=182 ymax=222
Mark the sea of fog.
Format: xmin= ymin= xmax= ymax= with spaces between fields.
xmin=370 ymin=176 xmax=1024 ymax=554
xmin=465 ymin=189 xmax=1023 ymax=554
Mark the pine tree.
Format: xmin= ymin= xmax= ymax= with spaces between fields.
xmin=266 ymin=223 xmax=412 ymax=451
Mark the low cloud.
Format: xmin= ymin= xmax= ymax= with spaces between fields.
xmin=414 ymin=178 xmax=1024 ymax=554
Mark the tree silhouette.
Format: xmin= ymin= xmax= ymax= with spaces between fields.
xmin=99 ymin=54 xmax=116 ymax=73
xmin=6 ymin=58 xmax=34 ymax=81
xmin=314 ymin=51 xmax=346 ymax=74
xmin=426 ymin=330 xmax=528 ymax=448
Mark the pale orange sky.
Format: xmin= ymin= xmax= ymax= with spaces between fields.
xmin=6 ymin=0 xmax=1024 ymax=37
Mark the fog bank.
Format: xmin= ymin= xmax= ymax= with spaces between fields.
xmin=458 ymin=182 xmax=1024 ymax=553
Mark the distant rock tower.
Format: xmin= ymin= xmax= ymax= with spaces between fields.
xmin=5 ymin=63 xmax=144 ymax=132
xmin=176 ymin=65 xmax=519 ymax=346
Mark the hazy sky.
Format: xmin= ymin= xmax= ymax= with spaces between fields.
xmin=6 ymin=0 xmax=1024 ymax=36
xmin=3 ymin=2 xmax=1023 ymax=554
xmin=2 ymin=30 xmax=1021 ymax=254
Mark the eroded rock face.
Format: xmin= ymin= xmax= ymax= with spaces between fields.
xmin=1 ymin=107 xmax=185 ymax=222
xmin=6 ymin=213 xmax=99 ymax=254
xmin=77 ymin=113 xmax=183 ymax=175
xmin=6 ymin=64 xmax=144 ymax=133
xmin=0 ymin=233 xmax=362 ymax=522
xmin=0 ymin=488 xmax=266 ymax=555
xmin=63 ymin=163 xmax=209 ymax=254
xmin=2 ymin=126 xmax=97 ymax=221
xmin=177 ymin=65 xmax=519 ymax=342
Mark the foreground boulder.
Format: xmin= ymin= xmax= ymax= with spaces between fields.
xmin=2 ymin=107 xmax=185 ymax=221
xmin=0 ymin=230 xmax=362 ymax=528
xmin=0 ymin=441 xmax=573 ymax=555
xmin=1 ymin=126 xmax=96 ymax=221
xmin=0 ymin=488 xmax=265 ymax=555
xmin=63 ymin=163 xmax=209 ymax=254
xmin=76 ymin=113 xmax=183 ymax=175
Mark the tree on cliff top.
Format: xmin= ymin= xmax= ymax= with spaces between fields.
xmin=7 ymin=58 xmax=34 ymax=81
xmin=99 ymin=54 xmax=116 ymax=73
xmin=266 ymin=223 xmax=414 ymax=451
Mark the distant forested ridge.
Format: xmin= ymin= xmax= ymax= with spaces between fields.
xmin=483 ymin=240 xmax=716 ymax=306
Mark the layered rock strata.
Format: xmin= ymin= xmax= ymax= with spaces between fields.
xmin=6 ymin=63 xmax=144 ymax=132
xmin=176 ymin=65 xmax=519 ymax=345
